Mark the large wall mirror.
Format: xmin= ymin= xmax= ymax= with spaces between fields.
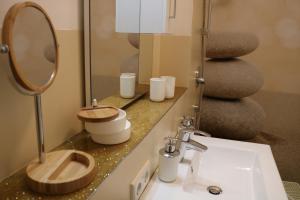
xmin=82 ymin=0 xmax=300 ymax=185
xmin=84 ymin=0 xmax=153 ymax=106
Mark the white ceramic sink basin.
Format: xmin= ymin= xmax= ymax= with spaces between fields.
xmin=141 ymin=136 xmax=288 ymax=200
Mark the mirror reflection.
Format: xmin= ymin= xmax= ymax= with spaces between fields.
xmin=90 ymin=0 xmax=141 ymax=101
xmin=12 ymin=6 xmax=56 ymax=88
xmin=88 ymin=0 xmax=300 ymax=193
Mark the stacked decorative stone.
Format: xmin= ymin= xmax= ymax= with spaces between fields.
xmin=200 ymin=31 xmax=266 ymax=140
xmin=121 ymin=33 xmax=140 ymax=77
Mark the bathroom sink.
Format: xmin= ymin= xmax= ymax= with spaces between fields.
xmin=141 ymin=136 xmax=288 ymax=200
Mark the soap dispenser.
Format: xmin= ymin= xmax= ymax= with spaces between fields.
xmin=158 ymin=137 xmax=180 ymax=182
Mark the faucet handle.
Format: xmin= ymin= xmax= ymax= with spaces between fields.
xmin=181 ymin=116 xmax=194 ymax=128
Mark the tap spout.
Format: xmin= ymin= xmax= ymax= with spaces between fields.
xmin=185 ymin=139 xmax=208 ymax=151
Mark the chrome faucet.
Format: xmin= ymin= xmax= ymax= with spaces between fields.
xmin=176 ymin=116 xmax=211 ymax=161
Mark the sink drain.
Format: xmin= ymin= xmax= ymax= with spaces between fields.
xmin=207 ymin=186 xmax=223 ymax=195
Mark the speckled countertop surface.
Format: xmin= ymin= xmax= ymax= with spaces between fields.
xmin=100 ymin=84 xmax=149 ymax=109
xmin=0 ymin=87 xmax=186 ymax=200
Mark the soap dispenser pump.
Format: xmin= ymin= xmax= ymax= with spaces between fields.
xmin=158 ymin=137 xmax=180 ymax=182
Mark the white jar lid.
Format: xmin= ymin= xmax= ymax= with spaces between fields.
xmin=121 ymin=73 xmax=136 ymax=77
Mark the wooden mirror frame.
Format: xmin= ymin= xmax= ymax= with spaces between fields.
xmin=2 ymin=1 xmax=59 ymax=94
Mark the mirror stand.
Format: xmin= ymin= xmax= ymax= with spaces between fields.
xmin=1 ymin=44 xmax=45 ymax=163
xmin=34 ymin=94 xmax=45 ymax=163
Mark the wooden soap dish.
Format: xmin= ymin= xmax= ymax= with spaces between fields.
xmin=26 ymin=150 xmax=96 ymax=195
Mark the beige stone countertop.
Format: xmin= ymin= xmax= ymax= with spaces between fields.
xmin=100 ymin=84 xmax=149 ymax=109
xmin=0 ymin=87 xmax=186 ymax=200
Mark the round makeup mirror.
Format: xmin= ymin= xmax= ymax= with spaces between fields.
xmin=1 ymin=2 xmax=59 ymax=163
xmin=1 ymin=2 xmax=58 ymax=94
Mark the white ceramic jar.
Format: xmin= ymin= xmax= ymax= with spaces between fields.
xmin=120 ymin=73 xmax=136 ymax=98
xmin=150 ymin=78 xmax=166 ymax=102
xmin=85 ymin=109 xmax=127 ymax=135
xmin=90 ymin=120 xmax=131 ymax=145
xmin=158 ymin=144 xmax=180 ymax=182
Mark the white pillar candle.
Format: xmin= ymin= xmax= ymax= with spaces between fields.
xmin=150 ymin=78 xmax=166 ymax=102
xmin=161 ymin=76 xmax=176 ymax=99
xmin=120 ymin=73 xmax=136 ymax=98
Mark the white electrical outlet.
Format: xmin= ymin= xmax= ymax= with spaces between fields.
xmin=130 ymin=160 xmax=151 ymax=200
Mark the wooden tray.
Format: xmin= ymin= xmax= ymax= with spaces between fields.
xmin=26 ymin=150 xmax=96 ymax=195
